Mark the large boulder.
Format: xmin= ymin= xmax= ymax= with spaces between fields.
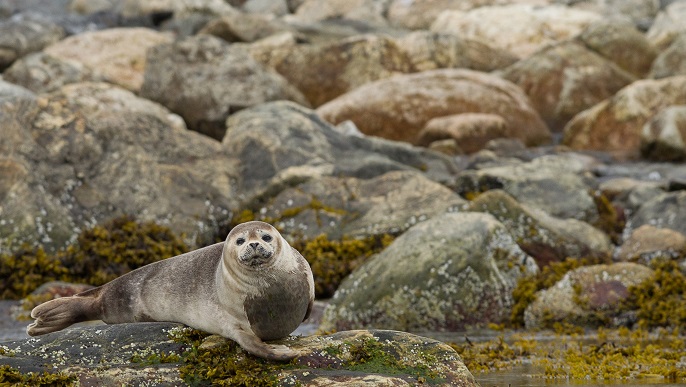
xmin=464 ymin=190 xmax=612 ymax=266
xmin=646 ymin=1 xmax=686 ymax=49
xmin=287 ymin=0 xmax=390 ymax=27
xmin=640 ymin=105 xmax=686 ymax=161
xmin=140 ymin=35 xmax=309 ymax=140
xmin=0 ymin=82 xmax=239 ymax=253
xmin=247 ymin=170 xmax=466 ymax=240
xmin=454 ymin=154 xmax=600 ymax=223
xmin=0 ymin=19 xmax=65 ymax=71
xmin=567 ymin=0 xmax=659 ymax=30
xmin=577 ymin=21 xmax=658 ymax=78
xmin=317 ymin=68 xmax=551 ymax=146
xmin=430 ymin=4 xmax=601 ymax=58
xmin=615 ymin=224 xmax=686 ymax=265
xmin=524 ymin=263 xmax=654 ymax=329
xmin=257 ymin=34 xmax=414 ymax=107
xmin=625 ymin=191 xmax=686 ymax=238
xmin=0 ymin=80 xmax=75 ymax=253
xmin=3 ymin=52 xmax=103 ymax=94
xmin=223 ymin=101 xmax=459 ymax=200
xmin=650 ymin=33 xmax=686 ymax=79
xmin=417 ymin=113 xmax=510 ymax=153
xmin=0 ymin=323 xmax=479 ymax=386
xmin=43 ymin=27 xmax=173 ymax=92
xmin=396 ymin=31 xmax=517 ymax=72
xmin=562 ymin=76 xmax=686 ymax=156
xmin=500 ymin=41 xmax=635 ymax=131
xmin=321 ymin=212 xmax=538 ymax=331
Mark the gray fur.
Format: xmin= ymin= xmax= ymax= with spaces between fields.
xmin=27 ymin=221 xmax=315 ymax=361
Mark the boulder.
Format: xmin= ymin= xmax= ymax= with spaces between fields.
xmin=0 ymin=324 xmax=478 ymax=386
xmin=524 ymin=263 xmax=654 ymax=329
xmin=417 ymin=113 xmax=510 ymax=153
xmin=223 ymin=101 xmax=459 ymax=200
xmin=2 ymin=52 xmax=103 ymax=94
xmin=0 ymin=80 xmax=77 ymax=254
xmin=577 ymin=21 xmax=658 ymax=78
xmin=258 ymin=34 xmax=413 ymax=107
xmin=625 ymin=191 xmax=686 ymax=238
xmin=0 ymin=82 xmax=239 ymax=253
xmin=615 ymin=224 xmax=686 ymax=265
xmin=44 ymin=27 xmax=173 ymax=92
xmin=430 ymin=4 xmax=601 ymax=58
xmin=464 ymin=190 xmax=612 ymax=266
xmin=317 ymin=68 xmax=551 ymax=146
xmin=454 ymin=154 xmax=600 ymax=223
xmin=646 ymin=1 xmax=686 ymax=49
xmin=396 ymin=31 xmax=518 ymax=72
xmin=562 ymin=76 xmax=686 ymax=156
xmin=386 ymin=0 xmax=470 ymax=30
xmin=320 ymin=212 xmax=538 ymax=331
xmin=198 ymin=12 xmax=292 ymax=42
xmin=640 ymin=105 xmax=686 ymax=161
xmin=650 ymin=33 xmax=686 ymax=79
xmin=499 ymin=41 xmax=635 ymax=131
xmin=287 ymin=0 xmax=390 ymax=27
xmin=598 ymin=177 xmax=665 ymax=216
xmin=0 ymin=19 xmax=65 ymax=71
xmin=566 ymin=0 xmax=659 ymax=30
xmin=70 ymin=0 xmax=239 ymax=18
xmin=140 ymin=34 xmax=309 ymax=140
xmin=247 ymin=170 xmax=466 ymax=240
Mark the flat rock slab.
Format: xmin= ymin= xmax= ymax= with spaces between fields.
xmin=0 ymin=323 xmax=478 ymax=386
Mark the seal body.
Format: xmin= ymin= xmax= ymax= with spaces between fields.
xmin=27 ymin=221 xmax=315 ymax=360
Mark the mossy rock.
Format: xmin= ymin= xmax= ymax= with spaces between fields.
xmin=524 ymin=263 xmax=653 ymax=329
xmin=321 ymin=212 xmax=538 ymax=332
xmin=0 ymin=323 xmax=478 ymax=386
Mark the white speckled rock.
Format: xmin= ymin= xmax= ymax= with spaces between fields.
xmin=321 ymin=212 xmax=538 ymax=332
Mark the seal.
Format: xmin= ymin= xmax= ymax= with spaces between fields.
xmin=27 ymin=221 xmax=315 ymax=361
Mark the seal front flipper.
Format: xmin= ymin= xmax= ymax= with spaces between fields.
xmin=231 ymin=327 xmax=299 ymax=361
xmin=26 ymin=288 xmax=102 ymax=336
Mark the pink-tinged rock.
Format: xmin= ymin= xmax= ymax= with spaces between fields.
xmin=500 ymin=41 xmax=635 ymax=131
xmin=417 ymin=113 xmax=510 ymax=153
xmin=615 ymin=224 xmax=686 ymax=264
xmin=44 ymin=27 xmax=173 ymax=92
xmin=430 ymin=4 xmax=601 ymax=58
xmin=562 ymin=76 xmax=686 ymax=157
xmin=317 ymin=68 xmax=551 ymax=146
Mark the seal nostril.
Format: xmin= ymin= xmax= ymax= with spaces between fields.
xmin=249 ymin=242 xmax=259 ymax=249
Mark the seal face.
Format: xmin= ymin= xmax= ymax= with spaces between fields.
xmin=232 ymin=224 xmax=279 ymax=268
xmin=27 ymin=221 xmax=315 ymax=361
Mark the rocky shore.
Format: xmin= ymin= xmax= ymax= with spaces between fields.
xmin=2 ymin=0 xmax=686 ymax=385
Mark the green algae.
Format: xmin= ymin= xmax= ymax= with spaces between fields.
xmin=451 ymin=329 xmax=686 ymax=381
xmin=169 ymin=328 xmax=290 ymax=387
xmin=624 ymin=259 xmax=686 ymax=329
xmin=0 ymin=215 xmax=188 ymax=300
xmin=510 ymin=256 xmax=607 ymax=328
xmin=293 ymin=233 xmax=395 ymax=298
xmin=0 ymin=365 xmax=77 ymax=387
xmin=343 ymin=337 xmax=442 ymax=384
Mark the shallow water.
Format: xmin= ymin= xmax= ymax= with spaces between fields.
xmin=420 ymin=330 xmax=685 ymax=387
xmin=476 ymin=364 xmax=683 ymax=387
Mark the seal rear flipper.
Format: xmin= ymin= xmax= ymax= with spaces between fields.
xmin=26 ymin=295 xmax=100 ymax=336
xmin=232 ymin=328 xmax=299 ymax=361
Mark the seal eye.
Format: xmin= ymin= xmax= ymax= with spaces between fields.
xmin=262 ymin=234 xmax=272 ymax=242
xmin=236 ymin=238 xmax=245 ymax=246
